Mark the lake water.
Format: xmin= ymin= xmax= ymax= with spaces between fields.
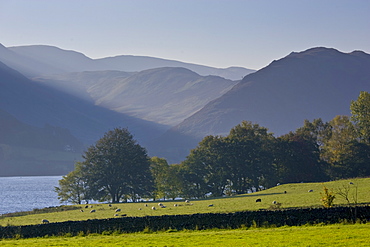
xmin=0 ymin=176 xmax=64 ymax=215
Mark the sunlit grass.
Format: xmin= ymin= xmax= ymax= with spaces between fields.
xmin=1 ymin=223 xmax=370 ymax=246
xmin=1 ymin=177 xmax=369 ymax=226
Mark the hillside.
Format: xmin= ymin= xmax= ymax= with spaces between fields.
xmin=34 ymin=68 xmax=238 ymax=126
xmin=152 ymin=48 xmax=370 ymax=163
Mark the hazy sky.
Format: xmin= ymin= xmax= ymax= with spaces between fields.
xmin=1 ymin=0 xmax=370 ymax=70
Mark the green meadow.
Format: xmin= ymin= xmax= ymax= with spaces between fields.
xmin=1 ymin=224 xmax=370 ymax=246
xmin=1 ymin=177 xmax=369 ymax=246
xmin=1 ymin=177 xmax=369 ymax=227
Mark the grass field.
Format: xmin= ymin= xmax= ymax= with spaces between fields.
xmin=1 ymin=177 xmax=369 ymax=227
xmin=1 ymin=223 xmax=370 ymax=246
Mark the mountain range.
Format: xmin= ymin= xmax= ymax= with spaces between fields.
xmin=1 ymin=44 xmax=370 ymax=175
xmin=1 ymin=44 xmax=254 ymax=80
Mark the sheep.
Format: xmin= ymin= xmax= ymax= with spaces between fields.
xmin=158 ymin=203 xmax=163 ymax=207
xmin=90 ymin=205 xmax=93 ymax=208
xmin=208 ymin=204 xmax=213 ymax=207
xmin=349 ymin=182 xmax=354 ymax=185
xmin=115 ymin=208 xmax=121 ymax=212
xmin=256 ymin=198 xmax=261 ymax=202
xmin=272 ymin=201 xmax=277 ymax=204
xmin=114 ymin=214 xmax=119 ymax=216
xmin=284 ymin=191 xmax=287 ymax=194
xmin=138 ymin=208 xmax=142 ymax=210
xmin=152 ymin=206 xmax=156 ymax=210
xmin=174 ymin=204 xmax=178 ymax=207
xmin=80 ymin=209 xmax=84 ymax=212
xmin=185 ymin=200 xmax=190 ymax=203
xmin=308 ymin=189 xmax=314 ymax=192
xmin=42 ymin=219 xmax=49 ymax=224
xmin=85 ymin=205 xmax=89 ymax=208
xmin=108 ymin=204 xmax=112 ymax=207
xmin=90 ymin=209 xmax=96 ymax=213
xmin=145 ymin=204 xmax=148 ymax=207
xmin=160 ymin=205 xmax=166 ymax=208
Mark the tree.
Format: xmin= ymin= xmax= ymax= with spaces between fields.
xmin=181 ymin=135 xmax=227 ymax=197
xmin=79 ymin=128 xmax=153 ymax=203
xmin=274 ymin=131 xmax=327 ymax=183
xmin=350 ymin=91 xmax=370 ymax=144
xmin=321 ymin=115 xmax=358 ymax=179
xmin=55 ymin=162 xmax=88 ymax=204
xmin=226 ymin=121 xmax=276 ymax=193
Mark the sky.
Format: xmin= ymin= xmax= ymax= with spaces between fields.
xmin=1 ymin=0 xmax=370 ymax=70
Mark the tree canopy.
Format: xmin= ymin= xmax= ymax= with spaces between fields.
xmin=55 ymin=128 xmax=153 ymax=203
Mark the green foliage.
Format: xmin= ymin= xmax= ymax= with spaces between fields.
xmin=54 ymin=162 xmax=88 ymax=204
xmin=351 ymin=91 xmax=370 ymax=144
xmin=320 ymin=186 xmax=336 ymax=208
xmin=58 ymin=128 xmax=153 ymax=204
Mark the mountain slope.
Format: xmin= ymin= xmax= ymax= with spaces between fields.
xmin=173 ymin=47 xmax=370 ymax=138
xmin=34 ymin=68 xmax=238 ymax=126
xmin=0 ymin=61 xmax=167 ymax=146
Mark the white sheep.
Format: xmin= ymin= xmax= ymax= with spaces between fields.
xmin=42 ymin=219 xmax=49 ymax=224
xmin=152 ymin=206 xmax=156 ymax=210
xmin=208 ymin=204 xmax=213 ymax=207
xmin=158 ymin=203 xmax=163 ymax=206
xmin=90 ymin=209 xmax=96 ymax=213
xmin=185 ymin=200 xmax=190 ymax=203
xmin=272 ymin=201 xmax=277 ymax=204
xmin=308 ymin=189 xmax=314 ymax=192
xmin=114 ymin=214 xmax=119 ymax=216
xmin=115 ymin=208 xmax=121 ymax=212
xmin=174 ymin=204 xmax=178 ymax=207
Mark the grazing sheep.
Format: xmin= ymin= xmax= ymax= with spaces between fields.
xmin=139 ymin=208 xmax=142 ymax=210
xmin=114 ymin=214 xmax=119 ymax=216
xmin=174 ymin=204 xmax=178 ymax=207
xmin=85 ymin=205 xmax=89 ymax=208
xmin=90 ymin=209 xmax=96 ymax=213
xmin=115 ymin=208 xmax=121 ymax=212
xmin=152 ymin=206 xmax=156 ymax=210
xmin=145 ymin=204 xmax=148 ymax=207
xmin=308 ymin=189 xmax=314 ymax=192
xmin=80 ymin=210 xmax=84 ymax=212
xmin=42 ymin=219 xmax=49 ymax=224
xmin=284 ymin=191 xmax=287 ymax=194
xmin=272 ymin=201 xmax=277 ymax=204
xmin=256 ymin=198 xmax=261 ymax=202
xmin=349 ymin=182 xmax=354 ymax=185
xmin=158 ymin=203 xmax=163 ymax=207
xmin=208 ymin=204 xmax=213 ymax=207
xmin=108 ymin=204 xmax=112 ymax=207
xmin=160 ymin=205 xmax=166 ymax=208
xmin=185 ymin=200 xmax=190 ymax=203
xmin=90 ymin=205 xmax=93 ymax=208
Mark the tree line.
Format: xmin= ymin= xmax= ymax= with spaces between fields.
xmin=56 ymin=91 xmax=370 ymax=204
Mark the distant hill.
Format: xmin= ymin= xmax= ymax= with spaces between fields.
xmin=154 ymin=47 xmax=370 ymax=163
xmin=34 ymin=68 xmax=238 ymax=126
xmin=96 ymin=55 xmax=254 ymax=80
xmin=4 ymin=44 xmax=254 ymax=80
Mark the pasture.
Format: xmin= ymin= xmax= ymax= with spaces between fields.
xmin=1 ymin=177 xmax=369 ymax=227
